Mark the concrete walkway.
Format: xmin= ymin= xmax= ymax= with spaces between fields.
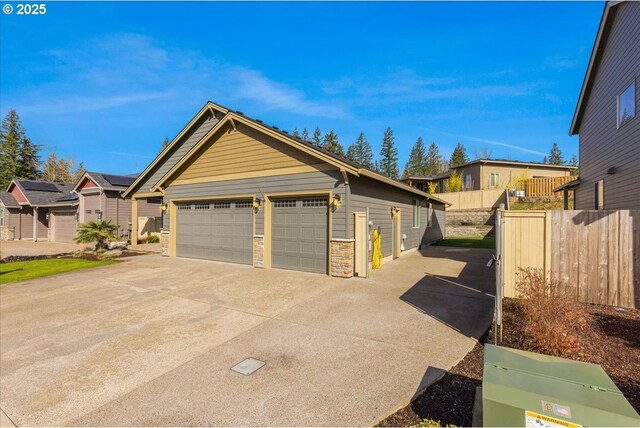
xmin=0 ymin=247 xmax=494 ymax=426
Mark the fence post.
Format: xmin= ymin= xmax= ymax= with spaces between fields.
xmin=495 ymin=203 xmax=504 ymax=344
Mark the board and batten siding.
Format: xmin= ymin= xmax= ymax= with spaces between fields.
xmin=349 ymin=176 xmax=445 ymax=257
xmin=7 ymin=207 xmax=33 ymax=239
xmin=575 ymin=2 xmax=640 ymax=210
xmin=163 ymin=170 xmax=346 ymax=238
xmin=133 ymin=112 xmax=223 ymax=194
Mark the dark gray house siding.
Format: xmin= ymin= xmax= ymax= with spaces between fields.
xmin=349 ymin=176 xmax=444 ymax=258
xmin=573 ymin=2 xmax=640 ymax=210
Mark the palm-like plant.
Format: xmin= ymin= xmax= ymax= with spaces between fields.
xmin=74 ymin=219 xmax=119 ymax=250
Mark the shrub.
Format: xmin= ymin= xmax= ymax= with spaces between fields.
xmin=147 ymin=234 xmax=160 ymax=243
xmin=427 ymin=182 xmax=437 ymax=194
xmin=74 ymin=220 xmax=118 ymax=251
xmin=445 ymin=169 xmax=462 ymax=192
xmin=514 ymin=267 xmax=589 ymax=357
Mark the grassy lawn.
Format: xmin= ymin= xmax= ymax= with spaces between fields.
xmin=0 ymin=258 xmax=118 ymax=285
xmin=438 ymin=237 xmax=496 ymax=249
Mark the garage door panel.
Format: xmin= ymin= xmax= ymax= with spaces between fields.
xmin=271 ymin=197 xmax=328 ymax=274
xmin=51 ymin=212 xmax=77 ymax=242
xmin=176 ymin=200 xmax=252 ymax=265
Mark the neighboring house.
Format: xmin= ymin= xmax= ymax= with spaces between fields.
xmin=124 ymin=101 xmax=447 ymax=277
xmin=569 ymin=1 xmax=640 ymax=210
xmin=404 ymin=159 xmax=575 ymax=193
xmin=1 ymin=180 xmax=79 ymax=242
xmin=72 ymin=172 xmax=162 ymax=238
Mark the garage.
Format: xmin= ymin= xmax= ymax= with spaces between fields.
xmin=176 ymin=200 xmax=253 ymax=264
xmin=271 ymin=197 xmax=328 ymax=274
xmin=50 ymin=211 xmax=77 ymax=242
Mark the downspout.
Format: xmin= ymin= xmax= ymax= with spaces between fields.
xmin=33 ymin=206 xmax=38 ymax=242
xmin=116 ymin=193 xmax=120 ymax=237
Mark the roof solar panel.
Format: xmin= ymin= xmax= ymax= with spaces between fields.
xmin=21 ymin=181 xmax=59 ymax=192
xmin=102 ymin=174 xmax=136 ymax=187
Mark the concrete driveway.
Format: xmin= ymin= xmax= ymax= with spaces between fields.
xmin=0 ymin=241 xmax=85 ymax=259
xmin=0 ymin=246 xmax=494 ymax=426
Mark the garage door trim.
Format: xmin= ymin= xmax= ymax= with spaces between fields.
xmin=263 ymin=190 xmax=333 ymax=273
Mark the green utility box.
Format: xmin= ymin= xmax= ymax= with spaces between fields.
xmin=482 ymin=344 xmax=640 ymax=427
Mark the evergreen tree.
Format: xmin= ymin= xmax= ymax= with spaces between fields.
xmin=301 ymin=128 xmax=309 ymax=142
xmin=160 ymin=136 xmax=170 ymax=152
xmin=378 ymin=127 xmax=399 ymax=179
xmin=542 ymin=156 xmax=549 ymax=164
xmin=424 ymin=142 xmax=443 ymax=175
xmin=292 ymin=128 xmax=300 ymax=138
xmin=312 ymin=127 xmax=322 ymax=146
xmin=1 ymin=110 xmax=40 ymax=188
xmin=16 ymin=137 xmax=41 ymax=180
xmin=402 ymin=137 xmax=427 ymax=178
xmin=474 ymin=147 xmax=493 ymax=160
xmin=548 ymin=143 xmax=564 ymax=165
xmin=322 ymin=130 xmax=344 ymax=156
xmin=569 ymin=154 xmax=579 ymax=176
xmin=345 ymin=132 xmax=374 ymax=168
xmin=449 ymin=142 xmax=469 ymax=168
xmin=41 ymin=153 xmax=85 ymax=183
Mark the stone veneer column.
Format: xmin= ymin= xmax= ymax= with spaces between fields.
xmin=253 ymin=235 xmax=265 ymax=268
xmin=160 ymin=230 xmax=170 ymax=256
xmin=330 ymin=238 xmax=355 ymax=278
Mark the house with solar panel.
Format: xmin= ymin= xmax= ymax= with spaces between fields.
xmin=0 ymin=180 xmax=79 ymax=242
xmin=72 ymin=172 xmax=163 ymax=240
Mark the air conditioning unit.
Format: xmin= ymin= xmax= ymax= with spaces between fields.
xmin=515 ymin=190 xmax=525 ymax=198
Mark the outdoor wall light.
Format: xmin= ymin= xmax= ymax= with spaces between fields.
xmin=330 ymin=194 xmax=342 ymax=210
xmin=606 ymin=167 xmax=616 ymax=175
xmin=253 ymin=198 xmax=262 ymax=210
xmin=161 ymin=203 xmax=168 ymax=212
xmin=391 ymin=206 xmax=400 ymax=217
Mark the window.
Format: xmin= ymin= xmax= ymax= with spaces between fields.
xmin=617 ymin=81 xmax=636 ymax=128
xmin=177 ymin=204 xmax=191 ymax=210
xmin=412 ymin=200 xmax=420 ymax=228
xmin=213 ymin=202 xmax=230 ymax=209
xmin=194 ymin=203 xmax=210 ymax=210
xmin=302 ymin=198 xmax=327 ymax=207
xmin=490 ymin=173 xmax=500 ymax=188
xmin=147 ymin=197 xmax=162 ymax=204
xmin=595 ymin=180 xmax=604 ymax=210
xmin=464 ymin=174 xmax=472 ymax=190
xmin=0 ymin=207 xmax=4 ymax=226
xmin=273 ymin=200 xmax=296 ymax=208
xmin=427 ymin=203 xmax=433 ymax=227
xmin=235 ymin=201 xmax=252 ymax=209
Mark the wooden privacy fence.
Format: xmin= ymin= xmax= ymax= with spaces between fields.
xmin=437 ymin=188 xmax=507 ymax=210
xmin=500 ymin=210 xmax=639 ymax=309
xmin=525 ymin=176 xmax=574 ymax=198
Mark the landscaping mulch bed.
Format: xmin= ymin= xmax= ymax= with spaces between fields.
xmin=378 ymin=298 xmax=640 ymax=427
xmin=1 ymin=250 xmax=142 ymax=264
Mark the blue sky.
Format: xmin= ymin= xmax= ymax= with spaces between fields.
xmin=1 ymin=2 xmax=603 ymax=175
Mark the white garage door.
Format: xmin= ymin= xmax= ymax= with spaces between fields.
xmin=51 ymin=211 xmax=77 ymax=242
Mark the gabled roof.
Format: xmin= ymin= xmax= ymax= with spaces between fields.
xmin=570 ymin=2 xmax=619 ymax=135
xmin=73 ymin=171 xmax=138 ymax=193
xmin=0 ymin=191 xmax=20 ymax=208
xmin=126 ymin=101 xmax=446 ymax=204
xmin=6 ymin=180 xmax=78 ymax=207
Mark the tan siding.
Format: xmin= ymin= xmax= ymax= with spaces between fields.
xmin=171 ymin=123 xmax=321 ymax=183
xmin=7 ymin=208 xmax=33 ymax=239
xmin=137 ymin=199 xmax=162 ymax=218
xmin=575 ymin=2 xmax=640 ymax=210
xmin=37 ymin=209 xmax=48 ymax=239
xmin=480 ymin=165 xmax=569 ymax=190
xmin=81 ymin=193 xmax=102 ymax=222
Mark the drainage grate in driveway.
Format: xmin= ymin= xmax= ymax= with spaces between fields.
xmin=231 ymin=358 xmax=266 ymax=376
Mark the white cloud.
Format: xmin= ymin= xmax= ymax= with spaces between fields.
xmin=423 ymin=127 xmax=547 ymax=157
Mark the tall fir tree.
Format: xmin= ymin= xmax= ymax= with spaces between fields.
xmin=569 ymin=154 xmax=579 ymax=176
xmin=16 ymin=137 xmax=41 ymax=180
xmin=160 ymin=136 xmax=170 ymax=152
xmin=301 ymin=128 xmax=309 ymax=142
xmin=1 ymin=110 xmax=41 ymax=188
xmin=542 ymin=156 xmax=549 ymax=164
xmin=322 ymin=130 xmax=344 ymax=156
xmin=548 ymin=143 xmax=564 ymax=165
xmin=378 ymin=127 xmax=399 ymax=179
xmin=424 ymin=142 xmax=443 ymax=175
xmin=292 ymin=128 xmax=300 ymax=138
xmin=449 ymin=142 xmax=469 ymax=168
xmin=41 ymin=153 xmax=85 ymax=183
xmin=312 ymin=127 xmax=322 ymax=146
xmin=402 ymin=137 xmax=427 ymax=178
xmin=345 ymin=132 xmax=374 ymax=168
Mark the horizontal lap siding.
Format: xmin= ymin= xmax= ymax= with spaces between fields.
xmin=349 ymin=176 xmax=445 ymax=257
xmin=134 ymin=113 xmax=222 ymax=193
xmin=164 ymin=170 xmax=344 ymax=237
xmin=576 ymin=2 xmax=640 ymax=210
xmin=8 ymin=208 xmax=33 ymax=239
